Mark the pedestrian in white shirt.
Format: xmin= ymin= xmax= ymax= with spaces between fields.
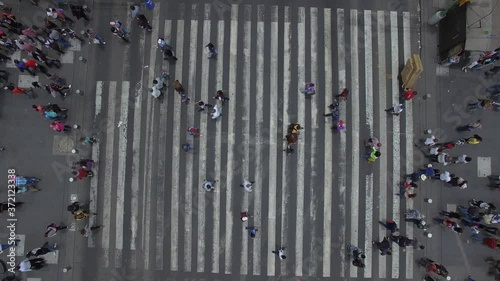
xmin=272 ymin=247 xmax=286 ymax=260
xmin=16 ymin=258 xmax=45 ymax=272
xmin=385 ymin=104 xmax=404 ymax=116
xmin=240 ymin=179 xmax=254 ymax=192
xmin=454 ymin=155 xmax=472 ymax=164
xmin=424 ymin=135 xmax=438 ymax=146
xmin=436 ymin=171 xmax=452 ymax=183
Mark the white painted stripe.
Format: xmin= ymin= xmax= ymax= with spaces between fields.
xmin=224 ymin=4 xmax=238 ymax=274
xmin=130 ymin=16 xmax=147 ymax=270
xmin=240 ymin=6 xmax=251 ymax=274
xmin=88 ymin=81 xmax=103 ymax=248
xmin=197 ymin=5 xmax=211 ymax=272
xmin=253 ymin=5 xmax=264 ymax=276
xmin=376 ymin=10 xmax=388 ymax=279
xmin=184 ymin=11 xmax=198 ymax=272
xmin=102 ymin=81 xmax=117 ymax=268
xmin=322 ymin=7 xmax=333 ymax=278
xmin=402 ymin=11 xmax=414 ymax=280
xmin=212 ymin=19 xmax=224 ymax=274
xmin=364 ymin=174 xmax=373 ymax=278
xmin=143 ymin=6 xmax=161 ymax=270
xmin=364 ymin=10 xmax=374 ymax=135
xmin=280 ymin=6 xmax=291 ymax=276
xmin=337 ymin=8 xmax=347 ymax=278
xmin=94 ymin=82 xmax=103 ymax=121
xmin=155 ymin=18 xmax=171 ymax=271
xmin=115 ymin=81 xmax=130 ymax=268
xmin=363 ymin=10 xmax=374 ymax=279
xmin=267 ymin=5 xmax=278 ymax=277
xmin=295 ymin=7 xmax=306 ymax=277
xmin=349 ymin=9 xmax=360 ymax=279
xmin=170 ymin=19 xmax=184 ymax=272
xmin=308 ymin=7 xmax=319 ymax=276
xmin=390 ymin=11 xmax=401 ymax=279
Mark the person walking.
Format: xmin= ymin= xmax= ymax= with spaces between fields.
xmin=272 ymin=247 xmax=286 ymax=260
xmin=15 ymin=40 xmax=37 ymax=53
xmin=8 ymin=85 xmax=33 ymax=99
xmin=173 ymin=80 xmax=184 ymax=94
xmin=13 ymin=59 xmax=35 ymax=75
xmin=136 ymin=14 xmax=152 ymax=31
xmin=46 ymin=8 xmax=74 ymax=24
xmin=72 ymin=167 xmax=93 ymax=180
xmin=44 ymin=38 xmax=65 ymax=54
xmin=21 ymin=27 xmax=39 ymax=43
xmin=457 ymin=120 xmax=481 ymax=131
xmin=379 ymin=220 xmax=399 ymax=233
xmin=187 ymin=127 xmax=201 ymax=137
xmin=25 ymin=58 xmax=51 ymax=78
xmin=240 ymin=179 xmax=254 ymax=192
xmin=80 ymin=224 xmax=104 ymax=237
xmin=26 ymin=242 xmax=57 ymax=257
xmin=50 ymin=121 xmax=71 ymax=133
xmin=335 ymin=88 xmax=349 ymax=101
xmin=467 ymin=98 xmax=494 ymax=110
xmin=69 ymin=4 xmax=90 ymax=22
xmin=348 ymin=245 xmax=366 ymax=268
xmin=402 ymin=88 xmax=417 ymax=100
xmin=454 ymin=155 xmax=472 ymax=164
xmin=240 ymin=211 xmax=250 ymax=222
xmin=16 ymin=258 xmax=45 ymax=272
xmin=130 ymin=5 xmax=141 ymax=18
xmin=181 ymin=143 xmax=194 ymax=152
xmin=214 ymin=90 xmax=229 ymax=102
xmin=385 ymin=104 xmax=404 ymax=116
xmin=390 ymin=234 xmax=413 ymax=248
xmin=197 ymin=101 xmax=213 ymax=112
xmin=49 ymin=29 xmax=72 ymax=48
xmin=206 ymin=42 xmax=217 ymax=58
xmin=302 ymin=82 xmax=316 ymax=95
xmin=164 ymin=48 xmax=177 ymax=61
xmin=50 ymin=83 xmax=71 ymax=97
xmin=465 ymin=134 xmax=482 ymax=144
xmin=32 ymin=105 xmax=44 ymax=113
xmin=245 ymin=226 xmax=258 ymax=238
xmin=44 ymin=223 xmax=67 ymax=237
xmin=361 ymin=147 xmax=381 ymax=162
xmin=373 ymin=237 xmax=391 ymax=255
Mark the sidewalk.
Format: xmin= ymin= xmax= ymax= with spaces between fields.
xmin=419 ymin=1 xmax=499 ymax=281
xmin=0 ymin=0 xmax=98 ymax=281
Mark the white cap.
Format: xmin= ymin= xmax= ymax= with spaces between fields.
xmin=446 ymin=276 xmax=451 ymax=280
xmin=241 ymin=216 xmax=248 ymax=222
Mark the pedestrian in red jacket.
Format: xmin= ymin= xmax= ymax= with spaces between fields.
xmin=403 ymin=88 xmax=417 ymax=100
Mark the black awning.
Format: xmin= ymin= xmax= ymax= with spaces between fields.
xmin=438 ymin=3 xmax=468 ymax=60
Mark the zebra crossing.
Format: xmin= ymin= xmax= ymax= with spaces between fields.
xmin=89 ymin=3 xmax=417 ymax=279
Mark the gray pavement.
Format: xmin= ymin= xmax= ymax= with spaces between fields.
xmin=1 ymin=1 xmax=499 ymax=281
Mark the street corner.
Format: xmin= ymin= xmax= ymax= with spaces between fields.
xmin=52 ymin=135 xmax=76 ymax=155
xmin=18 ymin=75 xmax=39 ymax=88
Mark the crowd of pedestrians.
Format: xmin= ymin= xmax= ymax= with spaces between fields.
xmin=0 ymin=0 xmax=107 ymax=277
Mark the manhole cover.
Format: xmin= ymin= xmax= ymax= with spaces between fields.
xmin=52 ymin=136 xmax=75 ymax=155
